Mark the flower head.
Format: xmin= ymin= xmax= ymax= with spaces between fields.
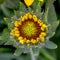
xmin=10 ymin=13 xmax=47 ymax=44
xmin=24 ymin=0 xmax=34 ymax=6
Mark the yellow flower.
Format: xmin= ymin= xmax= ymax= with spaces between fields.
xmin=10 ymin=13 xmax=47 ymax=44
xmin=24 ymin=0 xmax=34 ymax=6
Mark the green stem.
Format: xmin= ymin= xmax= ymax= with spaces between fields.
xmin=30 ymin=47 xmax=36 ymax=60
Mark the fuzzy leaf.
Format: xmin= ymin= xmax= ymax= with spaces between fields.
xmin=4 ymin=40 xmax=14 ymax=45
xmin=40 ymin=48 xmax=56 ymax=60
xmin=0 ymin=36 xmax=3 ymax=40
xmin=1 ymin=4 xmax=12 ymax=17
xmin=14 ymin=48 xmax=23 ymax=56
xmin=43 ymin=0 xmax=59 ymax=38
xmin=14 ymin=2 xmax=27 ymax=18
xmin=14 ymin=46 xmax=30 ymax=56
xmin=47 ymin=4 xmax=59 ymax=31
xmin=4 ymin=17 xmax=14 ymax=29
xmin=35 ymin=4 xmax=41 ymax=18
xmin=32 ymin=1 xmax=41 ymax=18
xmin=3 ymin=28 xmax=10 ymax=33
xmin=32 ymin=47 xmax=40 ymax=56
xmin=4 ymin=18 xmax=11 ymax=25
xmin=19 ymin=2 xmax=27 ymax=12
xmin=44 ymin=40 xmax=57 ymax=49
xmin=0 ymin=28 xmax=10 ymax=45
xmin=31 ymin=1 xmax=38 ymax=12
xmin=4 ymin=0 xmax=19 ymax=9
xmin=22 ymin=47 xmax=30 ymax=53
xmin=34 ymin=0 xmax=39 ymax=4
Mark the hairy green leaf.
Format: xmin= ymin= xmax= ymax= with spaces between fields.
xmin=44 ymin=40 xmax=57 ymax=49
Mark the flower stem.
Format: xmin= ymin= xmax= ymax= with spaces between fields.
xmin=30 ymin=47 xmax=36 ymax=60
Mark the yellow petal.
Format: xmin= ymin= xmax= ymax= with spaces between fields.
xmin=41 ymin=37 xmax=44 ymax=42
xmin=24 ymin=15 xmax=28 ymax=20
xmin=14 ymin=27 xmax=18 ymax=31
xmin=14 ymin=21 xmax=19 ymax=27
xmin=18 ymin=37 xmax=23 ymax=40
xmin=15 ymin=33 xmax=19 ymax=37
xmin=41 ymin=24 xmax=47 ymax=31
xmin=15 ymin=31 xmax=19 ymax=34
xmin=31 ymin=39 xmax=36 ymax=44
xmin=24 ymin=0 xmax=34 ymax=6
xmin=26 ymin=40 xmax=30 ymax=43
xmin=33 ymin=15 xmax=37 ymax=21
xmin=29 ymin=13 xmax=32 ymax=19
xmin=19 ymin=40 xmax=24 ymax=44
xmin=42 ymin=24 xmax=47 ymax=28
xmin=40 ymin=32 xmax=46 ymax=37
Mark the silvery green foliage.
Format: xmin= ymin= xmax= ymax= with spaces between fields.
xmin=4 ymin=0 xmax=20 ymax=9
xmin=0 ymin=0 xmax=20 ymax=17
